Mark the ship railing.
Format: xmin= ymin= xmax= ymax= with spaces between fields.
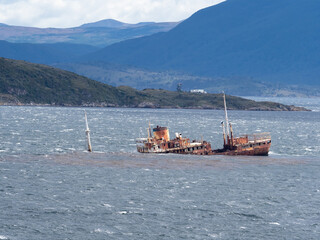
xmin=136 ymin=138 xmax=148 ymax=143
xmin=239 ymin=133 xmax=271 ymax=143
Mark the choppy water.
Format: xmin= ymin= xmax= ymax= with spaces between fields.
xmin=1 ymin=99 xmax=320 ymax=239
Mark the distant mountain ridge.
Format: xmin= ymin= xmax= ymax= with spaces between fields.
xmin=0 ymin=40 xmax=98 ymax=64
xmin=85 ymin=0 xmax=320 ymax=86
xmin=79 ymin=19 xmax=162 ymax=29
xmin=0 ymin=19 xmax=178 ymax=47
xmin=80 ymin=19 xmax=132 ymax=28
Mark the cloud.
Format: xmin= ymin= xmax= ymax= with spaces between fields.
xmin=0 ymin=0 xmax=225 ymax=28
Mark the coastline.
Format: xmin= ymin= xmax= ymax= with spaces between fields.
xmin=0 ymin=101 xmax=310 ymax=111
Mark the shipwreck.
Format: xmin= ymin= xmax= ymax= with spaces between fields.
xmin=136 ymin=94 xmax=271 ymax=156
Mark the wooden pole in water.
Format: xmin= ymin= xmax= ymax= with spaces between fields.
xmin=84 ymin=110 xmax=92 ymax=152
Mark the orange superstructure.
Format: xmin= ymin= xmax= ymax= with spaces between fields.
xmin=153 ymin=126 xmax=170 ymax=141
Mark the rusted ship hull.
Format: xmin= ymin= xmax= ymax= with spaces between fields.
xmin=137 ymin=141 xmax=212 ymax=155
xmin=197 ymin=141 xmax=271 ymax=156
xmin=137 ymin=142 xmax=271 ymax=156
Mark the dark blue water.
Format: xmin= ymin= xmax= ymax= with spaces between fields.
xmin=1 ymin=100 xmax=320 ymax=239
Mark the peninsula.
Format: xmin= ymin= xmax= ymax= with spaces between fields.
xmin=0 ymin=57 xmax=308 ymax=111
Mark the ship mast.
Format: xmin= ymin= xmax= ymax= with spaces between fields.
xmin=223 ymin=92 xmax=230 ymax=138
xmin=221 ymin=121 xmax=226 ymax=147
xmin=84 ymin=110 xmax=92 ymax=152
xmin=147 ymin=121 xmax=153 ymax=143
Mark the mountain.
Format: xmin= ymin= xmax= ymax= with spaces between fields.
xmin=80 ymin=19 xmax=131 ymax=28
xmin=86 ymin=0 xmax=320 ymax=86
xmin=0 ymin=40 xmax=98 ymax=64
xmin=0 ymin=20 xmax=178 ymax=47
xmin=0 ymin=57 xmax=306 ymax=110
xmin=80 ymin=19 xmax=157 ymax=29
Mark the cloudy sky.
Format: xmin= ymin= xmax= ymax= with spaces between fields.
xmin=0 ymin=0 xmax=225 ymax=28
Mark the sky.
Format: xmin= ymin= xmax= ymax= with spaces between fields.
xmin=0 ymin=0 xmax=225 ymax=28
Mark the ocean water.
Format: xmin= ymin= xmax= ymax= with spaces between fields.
xmin=0 ymin=98 xmax=320 ymax=239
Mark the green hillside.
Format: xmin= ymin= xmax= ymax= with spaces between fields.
xmin=0 ymin=58 xmax=307 ymax=111
xmin=0 ymin=57 xmax=127 ymax=106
